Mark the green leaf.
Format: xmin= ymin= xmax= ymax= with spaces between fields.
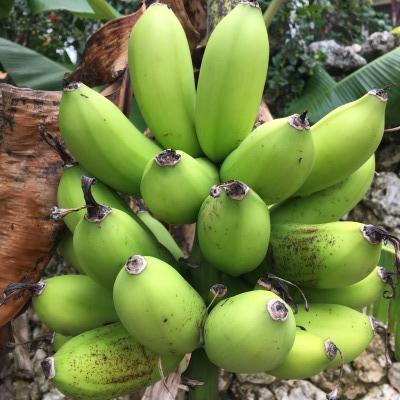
xmin=0 ymin=0 xmax=14 ymax=16
xmin=287 ymin=66 xmax=336 ymax=115
xmin=27 ymin=0 xmax=95 ymax=14
xmin=288 ymin=48 xmax=400 ymax=126
xmin=0 ymin=38 xmax=72 ymax=90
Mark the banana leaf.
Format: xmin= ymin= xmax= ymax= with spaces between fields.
xmin=288 ymin=47 xmax=400 ymax=126
xmin=0 ymin=38 xmax=72 ymax=90
xmin=27 ymin=0 xmax=94 ymax=14
xmin=0 ymin=0 xmax=14 ymax=16
xmin=27 ymin=0 xmax=120 ymax=19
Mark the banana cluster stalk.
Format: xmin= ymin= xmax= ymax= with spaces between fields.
xmin=39 ymin=1 xmax=400 ymax=397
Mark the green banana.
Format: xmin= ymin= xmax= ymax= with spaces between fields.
xmin=52 ymin=333 xmax=71 ymax=352
xmin=295 ymin=304 xmax=375 ymax=366
xmin=185 ymin=237 xmax=252 ymax=302
xmin=140 ymin=149 xmax=219 ymax=224
xmin=220 ymin=113 xmax=315 ymax=204
xmin=204 ymin=290 xmax=296 ymax=373
xmin=32 ymin=275 xmax=118 ymax=336
xmin=268 ymin=329 xmax=339 ymax=379
xmin=57 ymin=164 xmax=134 ymax=232
xmin=299 ymin=267 xmax=393 ymax=310
xmin=270 ymin=155 xmax=375 ymax=224
xmin=128 ymin=4 xmax=201 ymax=156
xmin=185 ymin=349 xmax=220 ymax=400
xmin=296 ymin=89 xmax=387 ymax=196
xmin=58 ymin=231 xmax=85 ymax=274
xmin=135 ymin=207 xmax=185 ymax=261
xmin=195 ymin=2 xmax=269 ymax=162
xmin=113 ymin=255 xmax=206 ymax=355
xmin=42 ymin=323 xmax=181 ymax=400
xmin=73 ymin=177 xmax=171 ymax=290
xmin=197 ymin=181 xmax=270 ymax=276
xmin=267 ymin=221 xmax=396 ymax=288
xmin=59 ymin=82 xmax=161 ymax=195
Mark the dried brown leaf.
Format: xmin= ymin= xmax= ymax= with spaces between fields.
xmin=256 ymin=100 xmax=274 ymax=126
xmin=161 ymin=0 xmax=204 ymax=49
xmin=0 ymin=84 xmax=64 ymax=327
xmin=65 ymin=7 xmax=145 ymax=87
xmin=101 ymin=68 xmax=132 ymax=115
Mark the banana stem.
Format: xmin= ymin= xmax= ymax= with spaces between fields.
xmin=184 ymin=349 xmax=220 ymax=400
xmin=81 ymin=176 xmax=112 ymax=222
xmin=263 ymin=0 xmax=286 ymax=28
xmin=1 ymin=281 xmax=46 ymax=305
xmin=88 ymin=0 xmax=121 ymax=19
xmin=38 ymin=126 xmax=76 ymax=167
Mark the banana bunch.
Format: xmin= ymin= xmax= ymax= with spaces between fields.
xmin=35 ymin=1 xmax=400 ymax=399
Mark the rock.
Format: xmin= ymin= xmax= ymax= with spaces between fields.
xmin=219 ymin=370 xmax=234 ymax=392
xmin=361 ymin=31 xmax=400 ymax=61
xmin=270 ymin=380 xmax=326 ymax=400
xmin=236 ymin=373 xmax=276 ymax=385
xmin=362 ymin=172 xmax=400 ymax=235
xmin=308 ymin=40 xmax=367 ymax=72
xmin=389 ymin=363 xmax=400 ymax=392
xmin=42 ymin=389 xmax=65 ymax=400
xmin=363 ymin=383 xmax=400 ymax=399
xmin=230 ymin=381 xmax=275 ymax=400
xmin=353 ymin=352 xmax=385 ymax=383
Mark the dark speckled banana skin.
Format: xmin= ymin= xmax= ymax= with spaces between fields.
xmin=46 ymin=323 xmax=181 ymax=400
xmin=267 ymin=221 xmax=381 ymax=288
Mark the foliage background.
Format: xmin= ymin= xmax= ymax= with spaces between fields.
xmin=0 ymin=0 xmax=392 ymax=115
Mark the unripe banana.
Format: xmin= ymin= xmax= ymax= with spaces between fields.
xmin=128 ymin=4 xmax=201 ymax=156
xmin=268 ymin=329 xmax=339 ymax=379
xmin=57 ymin=164 xmax=134 ymax=232
xmin=73 ymin=177 xmax=171 ymax=289
xmin=270 ymin=155 xmax=375 ymax=224
xmin=140 ymin=149 xmax=219 ymax=224
xmin=268 ymin=222 xmax=393 ymax=288
xmin=195 ymin=1 xmax=269 ymax=161
xmin=32 ymin=275 xmax=118 ymax=336
xmin=220 ymin=113 xmax=315 ymax=204
xmin=299 ymin=267 xmax=393 ymax=309
xmin=204 ymin=290 xmax=296 ymax=373
xmin=296 ymin=89 xmax=387 ymax=196
xmin=58 ymin=231 xmax=85 ymax=274
xmin=197 ymin=181 xmax=270 ymax=276
xmin=295 ymin=304 xmax=375 ymax=366
xmin=59 ymin=82 xmax=161 ymax=194
xmin=52 ymin=333 xmax=71 ymax=352
xmin=135 ymin=207 xmax=184 ymax=261
xmin=42 ymin=323 xmax=181 ymax=400
xmin=113 ymin=255 xmax=206 ymax=355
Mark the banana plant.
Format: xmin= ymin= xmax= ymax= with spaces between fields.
xmin=287 ymin=47 xmax=400 ymax=126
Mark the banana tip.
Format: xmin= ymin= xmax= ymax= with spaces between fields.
xmin=62 ymin=81 xmax=83 ymax=92
xmin=267 ymin=299 xmax=289 ymax=321
xmin=41 ymin=357 xmax=55 ymax=379
xmin=125 ymin=255 xmax=147 ymax=275
xmin=154 ymin=149 xmax=181 ymax=167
